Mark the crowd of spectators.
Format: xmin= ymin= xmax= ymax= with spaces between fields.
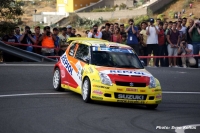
xmin=1 ymin=17 xmax=200 ymax=68
xmin=1 ymin=25 xmax=79 ymax=62
xmin=88 ymin=18 xmax=200 ymax=68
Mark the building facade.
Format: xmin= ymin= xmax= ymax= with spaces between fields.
xmin=57 ymin=0 xmax=99 ymax=13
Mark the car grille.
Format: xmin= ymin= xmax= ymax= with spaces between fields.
xmin=115 ymin=81 xmax=146 ymax=87
xmin=114 ymin=93 xmax=147 ymax=100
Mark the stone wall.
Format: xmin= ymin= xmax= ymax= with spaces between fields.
xmin=76 ymin=8 xmax=147 ymax=20
xmin=147 ymin=0 xmax=174 ymax=13
xmin=75 ymin=0 xmax=134 ymax=12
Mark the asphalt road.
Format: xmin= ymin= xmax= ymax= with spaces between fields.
xmin=0 ymin=64 xmax=199 ymax=133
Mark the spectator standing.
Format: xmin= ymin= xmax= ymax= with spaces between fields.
xmin=88 ymin=24 xmax=102 ymax=39
xmin=163 ymin=21 xmax=170 ymax=67
xmin=167 ymin=22 xmax=180 ymax=67
xmin=177 ymin=40 xmax=196 ymax=68
xmin=114 ymin=23 xmax=119 ymax=30
xmin=155 ymin=18 xmax=161 ymax=29
xmin=53 ymin=28 xmax=60 ymax=56
xmin=146 ymin=18 xmax=159 ymax=67
xmin=71 ymin=28 xmax=77 ymax=36
xmin=177 ymin=18 xmax=186 ymax=40
xmin=121 ymin=34 xmax=127 ymax=44
xmin=39 ymin=26 xmax=55 ymax=56
xmin=102 ymin=23 xmax=112 ymax=41
xmin=140 ymin=22 xmax=148 ymax=65
xmin=156 ymin=22 xmax=165 ymax=67
xmin=163 ymin=22 xmax=168 ymax=31
xmin=187 ymin=19 xmax=194 ymax=44
xmin=59 ymin=27 xmax=69 ymax=55
xmin=66 ymin=25 xmax=76 ymax=37
xmin=20 ymin=26 xmax=36 ymax=52
xmin=125 ymin=19 xmax=139 ymax=55
xmin=182 ymin=17 xmax=187 ymax=27
xmin=2 ymin=29 xmax=19 ymax=62
xmin=33 ymin=26 xmax=42 ymax=54
xmin=111 ymin=27 xmax=122 ymax=43
xmin=120 ymin=24 xmax=126 ymax=36
xmin=109 ymin=23 xmax=114 ymax=35
xmin=188 ymin=20 xmax=200 ymax=68
xmin=190 ymin=3 xmax=192 ymax=9
xmin=15 ymin=26 xmax=22 ymax=43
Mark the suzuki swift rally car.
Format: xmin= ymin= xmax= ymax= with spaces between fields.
xmin=53 ymin=39 xmax=162 ymax=109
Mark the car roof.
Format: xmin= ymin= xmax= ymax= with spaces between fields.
xmin=68 ymin=37 xmax=132 ymax=49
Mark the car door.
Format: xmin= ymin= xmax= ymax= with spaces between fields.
xmin=70 ymin=43 xmax=90 ymax=92
xmin=65 ymin=42 xmax=79 ymax=89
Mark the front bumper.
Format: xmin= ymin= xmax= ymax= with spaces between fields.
xmin=91 ymin=85 xmax=162 ymax=105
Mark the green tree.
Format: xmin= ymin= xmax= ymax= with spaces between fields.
xmin=0 ymin=0 xmax=24 ymax=36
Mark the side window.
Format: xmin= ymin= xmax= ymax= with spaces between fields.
xmin=68 ymin=43 xmax=77 ymax=57
xmin=75 ymin=44 xmax=89 ymax=62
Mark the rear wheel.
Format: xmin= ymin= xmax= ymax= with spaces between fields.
xmin=53 ymin=68 xmax=63 ymax=91
xmin=82 ymin=77 xmax=91 ymax=103
xmin=146 ymin=104 xmax=158 ymax=109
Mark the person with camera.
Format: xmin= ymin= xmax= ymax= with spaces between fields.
xmin=146 ymin=18 xmax=159 ymax=67
xmin=177 ymin=40 xmax=196 ymax=68
xmin=125 ymin=19 xmax=139 ymax=55
xmin=39 ymin=26 xmax=56 ymax=56
xmin=188 ymin=20 xmax=200 ymax=68
xmin=20 ymin=26 xmax=36 ymax=52
xmin=88 ymin=24 xmax=102 ymax=39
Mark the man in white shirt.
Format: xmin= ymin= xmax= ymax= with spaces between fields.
xmin=88 ymin=24 xmax=102 ymax=39
xmin=178 ymin=40 xmax=196 ymax=68
xmin=146 ymin=18 xmax=159 ymax=67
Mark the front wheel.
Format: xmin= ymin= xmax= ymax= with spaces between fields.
xmin=53 ymin=68 xmax=63 ymax=91
xmin=82 ymin=77 xmax=91 ymax=103
xmin=146 ymin=104 xmax=158 ymax=109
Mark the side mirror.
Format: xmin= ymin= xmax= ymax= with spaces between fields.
xmin=140 ymin=60 xmax=145 ymax=66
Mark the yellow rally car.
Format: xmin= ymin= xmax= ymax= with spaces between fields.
xmin=53 ymin=38 xmax=162 ymax=109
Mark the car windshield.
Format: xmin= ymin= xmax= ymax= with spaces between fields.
xmin=91 ymin=47 xmax=143 ymax=69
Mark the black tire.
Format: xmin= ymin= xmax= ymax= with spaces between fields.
xmin=53 ymin=68 xmax=63 ymax=91
xmin=146 ymin=104 xmax=158 ymax=109
xmin=82 ymin=77 xmax=91 ymax=103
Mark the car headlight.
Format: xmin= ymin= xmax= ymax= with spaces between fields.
xmin=149 ymin=76 xmax=156 ymax=88
xmin=99 ymin=72 xmax=112 ymax=86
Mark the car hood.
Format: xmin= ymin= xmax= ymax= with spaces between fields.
xmin=94 ymin=66 xmax=152 ymax=85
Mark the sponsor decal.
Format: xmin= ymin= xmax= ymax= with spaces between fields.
xmin=89 ymin=67 xmax=93 ymax=73
xmin=110 ymin=70 xmax=146 ymax=76
xmin=152 ymin=89 xmax=161 ymax=92
xmin=92 ymin=79 xmax=101 ymax=83
xmin=75 ymin=61 xmax=83 ymax=81
xmin=140 ymin=90 xmax=146 ymax=92
xmin=93 ymin=85 xmax=109 ymax=89
xmin=117 ymin=88 xmax=124 ymax=91
xmin=156 ymin=94 xmax=162 ymax=99
xmin=61 ymin=70 xmax=65 ymax=78
xmin=60 ymin=54 xmax=73 ymax=75
xmin=118 ymin=94 xmax=144 ymax=100
xmin=92 ymin=96 xmax=103 ymax=100
xmin=92 ymin=90 xmax=103 ymax=96
xmin=117 ymin=100 xmax=145 ymax=104
xmin=126 ymin=88 xmax=138 ymax=92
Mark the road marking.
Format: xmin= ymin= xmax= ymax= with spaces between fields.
xmin=0 ymin=91 xmax=199 ymax=98
xmin=175 ymin=124 xmax=200 ymax=133
xmin=162 ymin=91 xmax=200 ymax=94
xmin=0 ymin=92 xmax=68 ymax=98
xmin=0 ymin=64 xmax=55 ymax=66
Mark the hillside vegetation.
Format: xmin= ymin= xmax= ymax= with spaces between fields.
xmin=154 ymin=0 xmax=200 ymax=23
